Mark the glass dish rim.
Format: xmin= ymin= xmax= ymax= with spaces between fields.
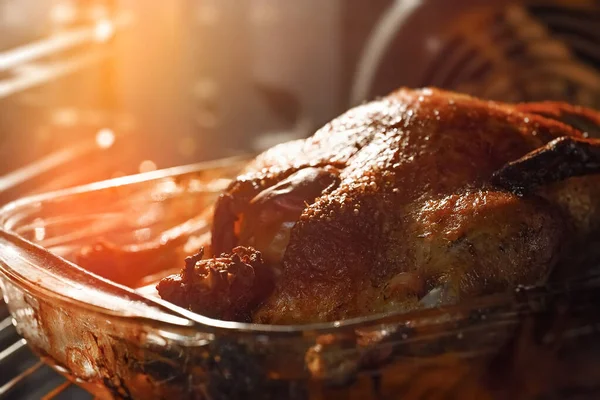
xmin=0 ymin=157 xmax=592 ymax=337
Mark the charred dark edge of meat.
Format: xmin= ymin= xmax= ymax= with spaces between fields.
xmin=156 ymin=246 xmax=274 ymax=322
xmin=492 ymin=137 xmax=600 ymax=195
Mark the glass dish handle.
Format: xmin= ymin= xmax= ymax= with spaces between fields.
xmin=0 ymin=227 xmax=211 ymax=329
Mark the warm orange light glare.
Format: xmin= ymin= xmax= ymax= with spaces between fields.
xmin=96 ymin=129 xmax=115 ymax=149
xmin=51 ymin=3 xmax=77 ymax=24
xmin=139 ymin=160 xmax=157 ymax=173
xmin=52 ymin=108 xmax=78 ymax=126
xmin=90 ymin=4 xmax=108 ymax=20
xmin=33 ymin=219 xmax=46 ymax=242
xmin=94 ymin=19 xmax=115 ymax=43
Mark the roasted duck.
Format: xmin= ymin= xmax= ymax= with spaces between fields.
xmin=81 ymin=88 xmax=600 ymax=325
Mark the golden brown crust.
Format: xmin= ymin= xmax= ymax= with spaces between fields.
xmin=159 ymin=88 xmax=600 ymax=325
xmin=253 ymin=88 xmax=597 ymax=324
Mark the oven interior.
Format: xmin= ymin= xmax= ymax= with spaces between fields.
xmin=0 ymin=1 xmax=599 ymax=398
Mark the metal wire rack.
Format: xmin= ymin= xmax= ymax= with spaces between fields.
xmin=419 ymin=3 xmax=600 ymax=107
xmin=351 ymin=2 xmax=600 ymax=108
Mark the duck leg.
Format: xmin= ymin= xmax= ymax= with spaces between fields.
xmin=491 ymin=137 xmax=600 ymax=195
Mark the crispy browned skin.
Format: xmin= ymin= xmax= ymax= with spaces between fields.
xmin=159 ymin=88 xmax=600 ymax=324
xmin=156 ymin=247 xmax=273 ymax=322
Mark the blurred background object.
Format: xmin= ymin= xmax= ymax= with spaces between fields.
xmin=1 ymin=0 xmax=600 ymax=201
xmin=0 ymin=0 xmax=599 ymax=398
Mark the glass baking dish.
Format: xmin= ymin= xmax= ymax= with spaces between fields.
xmin=1 ymin=157 xmax=600 ymax=400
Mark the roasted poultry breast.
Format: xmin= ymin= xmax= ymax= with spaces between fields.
xmin=153 ymin=88 xmax=600 ymax=324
